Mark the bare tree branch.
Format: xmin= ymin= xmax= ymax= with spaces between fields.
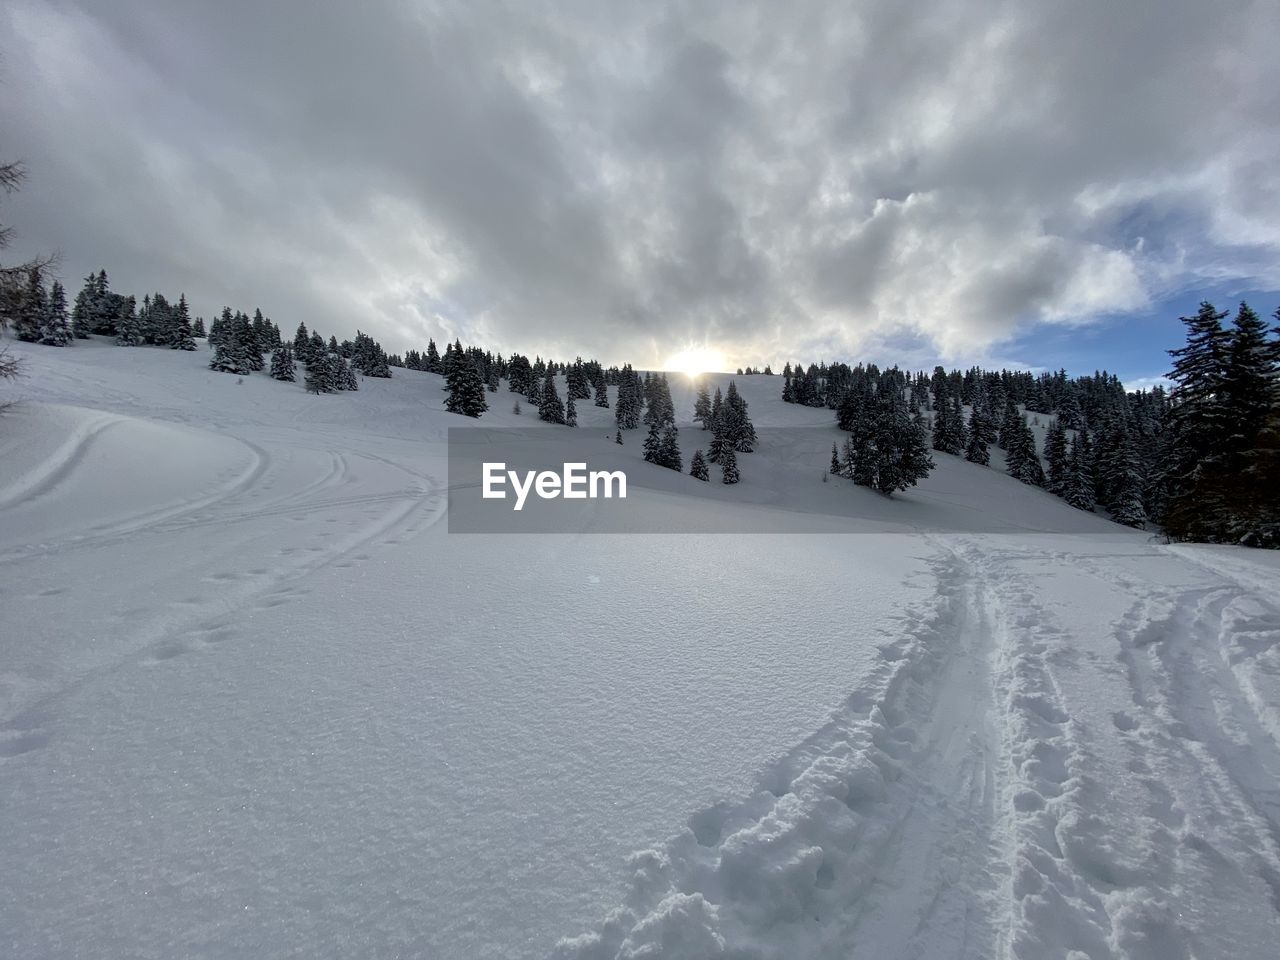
xmin=0 ymin=161 xmax=24 ymax=195
xmin=0 ymin=344 xmax=23 ymax=383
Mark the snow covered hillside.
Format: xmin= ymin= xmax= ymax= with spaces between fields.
xmin=3 ymin=338 xmax=1279 ymax=959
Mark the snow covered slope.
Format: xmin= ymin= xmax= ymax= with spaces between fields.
xmin=2 ymin=338 xmax=1278 ymax=959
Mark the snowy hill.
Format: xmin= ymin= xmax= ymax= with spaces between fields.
xmin=2 ymin=337 xmax=1279 ymax=959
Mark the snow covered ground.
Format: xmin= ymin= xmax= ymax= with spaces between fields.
xmin=2 ymin=338 xmax=1278 ymax=959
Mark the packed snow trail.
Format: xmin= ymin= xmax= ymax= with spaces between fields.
xmin=553 ymin=542 xmax=1010 ymax=960
xmin=2 ymin=340 xmax=1278 ymax=958
xmin=557 ymin=535 xmax=1280 ymax=959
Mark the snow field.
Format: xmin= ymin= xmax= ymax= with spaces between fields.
xmin=1 ymin=337 xmax=1278 ymax=959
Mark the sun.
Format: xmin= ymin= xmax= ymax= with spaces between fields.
xmin=664 ymin=347 xmax=727 ymax=376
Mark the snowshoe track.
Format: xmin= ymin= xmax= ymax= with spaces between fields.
xmin=552 ymin=536 xmax=1280 ymax=960
xmin=554 ymin=541 xmax=1009 ymax=960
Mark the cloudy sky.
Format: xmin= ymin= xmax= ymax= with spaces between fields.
xmin=2 ymin=0 xmax=1278 ymax=380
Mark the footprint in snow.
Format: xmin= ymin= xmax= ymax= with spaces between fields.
xmin=1112 ymin=711 xmax=1138 ymax=732
xmin=146 ymin=640 xmax=188 ymax=663
xmin=0 ymin=730 xmax=50 ymax=758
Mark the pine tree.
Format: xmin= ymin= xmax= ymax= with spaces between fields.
xmin=830 ymin=442 xmax=841 ymax=475
xmin=153 ymin=293 xmax=176 ymax=344
xmin=694 ymin=384 xmax=712 ymax=427
xmin=567 ymin=358 xmax=591 ymax=400
xmin=209 ymin=316 xmax=254 ymax=374
xmin=250 ymin=309 xmax=268 ymax=358
xmin=340 ymin=357 xmax=359 ymax=391
xmin=304 ymin=353 xmax=333 ymax=394
xmin=169 ymin=294 xmax=196 ymax=350
xmin=836 ymin=381 xmax=871 ymax=432
xmin=270 ymin=344 xmax=296 ymax=381
xmin=70 ymin=273 xmax=96 ymax=339
xmin=720 ymin=444 xmax=740 ymax=484
xmin=1064 ymin=435 xmax=1095 ymax=511
xmin=931 ymin=395 xmax=964 ymax=454
xmin=209 ymin=307 xmax=232 ymax=350
xmin=12 ymin=267 xmax=45 ymax=342
xmin=614 ymin=370 xmax=641 ymax=429
xmin=837 ymin=385 xmax=933 ymax=496
xmin=441 ymin=339 xmax=463 ymax=381
xmin=350 ymin=330 xmax=392 ymax=378
xmin=690 ymin=449 xmax=709 ymax=480
xmin=1221 ymin=302 xmax=1276 ymax=452
xmin=997 ymin=401 xmax=1022 ymax=450
xmin=324 ymin=353 xmax=344 ymax=390
xmin=660 ymin=424 xmax=681 ymax=471
xmin=1005 ymin=417 xmax=1045 ymax=486
xmin=643 ymin=375 xmax=675 ymax=428
xmin=797 ymin=366 xmax=823 ymax=406
xmin=566 ymin=394 xmax=578 ymax=427
xmin=539 ymin=371 xmax=566 ymax=424
xmin=1106 ymin=434 xmax=1147 ymax=528
xmin=1092 ymin=417 xmax=1124 ymax=508
xmin=723 ymin=381 xmax=757 ymax=452
xmin=1043 ymin=419 xmax=1069 ymax=494
xmin=838 ymin=435 xmax=863 ymax=484
xmin=1169 ymin=301 xmax=1232 ymax=412
xmin=974 ymin=394 xmax=999 ymax=446
xmin=227 ymin=312 xmax=260 ymax=369
xmin=138 ymin=294 xmax=155 ymax=344
xmin=873 ymin=394 xmax=934 ymax=494
xmin=594 ymin=380 xmax=609 ymax=408
xmin=89 ymin=270 xmax=115 ymax=335
xmin=445 ymin=357 xmax=488 ymax=417
xmin=614 ymin=429 xmax=623 ymax=445
xmin=114 ymin=296 xmax=142 ymax=346
xmin=293 ymin=322 xmax=310 ymax=361
xmin=39 ymin=279 xmax=72 ymax=346
xmin=707 ymin=413 xmax=729 ymax=464
xmin=1163 ymin=302 xmax=1233 ymax=540
xmin=1233 ymin=403 xmax=1280 ymax=547
xmin=243 ymin=313 xmax=266 ymax=371
xmin=643 ymin=421 xmax=662 ymax=464
xmin=513 ymin=401 xmax=522 ymax=415
xmin=964 ymin=408 xmax=990 ymax=465
xmin=1056 ymin=391 xmax=1084 ymax=431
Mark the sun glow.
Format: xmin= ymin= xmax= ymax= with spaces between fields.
xmin=664 ymin=347 xmax=727 ymax=376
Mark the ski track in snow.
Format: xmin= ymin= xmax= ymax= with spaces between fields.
xmin=0 ymin=411 xmax=126 ymax=510
xmin=552 ymin=541 xmax=999 ymax=960
xmin=555 ymin=537 xmax=1280 ymax=959
xmin=0 ymin=431 xmax=272 ymax=562
xmin=0 ymin=430 xmax=448 ymax=752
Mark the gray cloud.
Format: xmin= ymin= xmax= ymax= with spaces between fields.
xmin=2 ymin=0 xmax=1277 ymax=368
